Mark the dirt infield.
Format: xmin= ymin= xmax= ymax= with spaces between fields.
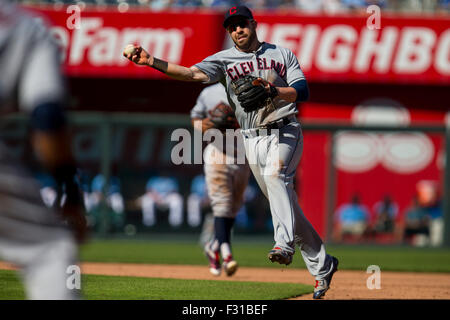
xmin=1 ymin=261 xmax=450 ymax=299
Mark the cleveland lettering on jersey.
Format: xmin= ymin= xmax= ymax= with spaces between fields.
xmin=226 ymin=59 xmax=286 ymax=81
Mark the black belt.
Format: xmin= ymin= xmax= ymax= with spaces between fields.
xmin=255 ymin=116 xmax=295 ymax=136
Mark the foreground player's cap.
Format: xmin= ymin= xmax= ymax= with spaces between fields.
xmin=223 ymin=6 xmax=254 ymax=28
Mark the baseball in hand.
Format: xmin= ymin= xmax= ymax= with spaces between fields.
xmin=123 ymin=44 xmax=137 ymax=57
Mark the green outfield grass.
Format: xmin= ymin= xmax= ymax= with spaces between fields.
xmin=80 ymin=236 xmax=450 ymax=273
xmin=3 ymin=236 xmax=449 ymax=300
xmin=0 ymin=270 xmax=25 ymax=300
xmin=0 ymin=270 xmax=312 ymax=300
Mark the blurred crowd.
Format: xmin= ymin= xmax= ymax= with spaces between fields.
xmin=37 ymin=169 xmax=444 ymax=248
xmin=36 ymin=172 xmax=269 ymax=238
xmin=333 ymin=180 xmax=444 ymax=247
xmin=17 ymin=0 xmax=450 ymax=13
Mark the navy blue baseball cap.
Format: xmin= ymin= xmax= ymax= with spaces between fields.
xmin=223 ymin=6 xmax=254 ymax=28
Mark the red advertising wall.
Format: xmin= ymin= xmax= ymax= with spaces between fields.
xmin=254 ymin=13 xmax=450 ymax=85
xmin=24 ymin=6 xmax=450 ymax=85
xmin=297 ymin=131 xmax=331 ymax=237
xmin=24 ymin=6 xmax=225 ymax=78
xmin=298 ymin=103 xmax=446 ymax=238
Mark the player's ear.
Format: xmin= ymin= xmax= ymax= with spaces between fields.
xmin=252 ymin=20 xmax=257 ymax=29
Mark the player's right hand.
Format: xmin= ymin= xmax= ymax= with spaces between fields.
xmin=123 ymin=45 xmax=152 ymax=66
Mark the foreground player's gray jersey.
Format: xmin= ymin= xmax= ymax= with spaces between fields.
xmin=0 ymin=0 xmax=65 ymax=159
xmin=0 ymin=1 xmax=79 ymax=299
xmin=190 ymin=83 xmax=229 ymax=119
xmin=0 ymin=0 xmax=64 ymax=113
xmin=194 ymin=42 xmax=305 ymax=129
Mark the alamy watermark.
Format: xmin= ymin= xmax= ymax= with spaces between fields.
xmin=66 ymin=5 xmax=381 ymax=31
xmin=366 ymin=265 xmax=381 ymax=290
xmin=66 ymin=5 xmax=81 ymax=30
xmin=66 ymin=265 xmax=81 ymax=290
xmin=170 ymin=121 xmax=281 ymax=176
xmin=367 ymin=5 xmax=381 ymax=30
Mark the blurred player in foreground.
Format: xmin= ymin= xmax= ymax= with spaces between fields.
xmin=0 ymin=0 xmax=86 ymax=299
xmin=191 ymin=83 xmax=250 ymax=276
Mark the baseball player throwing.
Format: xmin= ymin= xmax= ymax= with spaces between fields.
xmin=124 ymin=5 xmax=338 ymax=299
xmin=190 ymin=83 xmax=250 ymax=276
xmin=0 ymin=0 xmax=86 ymax=299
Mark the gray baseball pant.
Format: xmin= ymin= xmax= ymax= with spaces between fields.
xmin=241 ymin=119 xmax=334 ymax=279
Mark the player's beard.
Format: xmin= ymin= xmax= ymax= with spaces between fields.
xmin=234 ymin=29 xmax=258 ymax=52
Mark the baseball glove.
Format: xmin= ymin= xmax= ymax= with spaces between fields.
xmin=208 ymin=103 xmax=239 ymax=129
xmin=231 ymin=75 xmax=278 ymax=113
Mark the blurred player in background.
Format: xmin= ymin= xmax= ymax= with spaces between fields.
xmin=191 ymin=83 xmax=250 ymax=277
xmin=0 ymin=0 xmax=86 ymax=299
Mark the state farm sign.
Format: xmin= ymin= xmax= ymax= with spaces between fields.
xmin=258 ymin=25 xmax=449 ymax=74
xmin=69 ymin=19 xmax=183 ymax=66
xmin=24 ymin=6 xmax=450 ymax=84
xmin=51 ymin=17 xmax=184 ymax=66
xmin=24 ymin=6 xmax=224 ymax=78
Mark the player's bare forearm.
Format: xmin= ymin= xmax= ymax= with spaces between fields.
xmin=150 ymin=57 xmax=206 ymax=82
xmin=257 ymin=78 xmax=299 ymax=103
xmin=124 ymin=45 xmax=207 ymax=82
xmin=166 ymin=64 xmax=205 ymax=82
xmin=276 ymin=87 xmax=298 ymax=103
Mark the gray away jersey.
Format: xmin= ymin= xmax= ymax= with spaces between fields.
xmin=0 ymin=0 xmax=65 ymax=114
xmin=194 ymin=42 xmax=305 ymax=130
xmin=0 ymin=0 xmax=65 ymax=159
